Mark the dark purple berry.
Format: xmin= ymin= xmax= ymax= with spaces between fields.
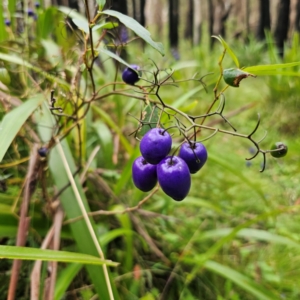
xmin=35 ymin=2 xmax=40 ymax=8
xmin=157 ymin=156 xmax=191 ymax=201
xmin=27 ymin=9 xmax=35 ymax=17
xmin=132 ymin=156 xmax=157 ymax=192
xmin=38 ymin=147 xmax=48 ymax=157
xmin=122 ymin=65 xmax=141 ymax=85
xmin=5 ymin=19 xmax=11 ymax=26
xmin=140 ymin=128 xmax=172 ymax=165
xmin=179 ymin=142 xmax=208 ymax=174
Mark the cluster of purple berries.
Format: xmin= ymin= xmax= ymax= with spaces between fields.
xmin=132 ymin=128 xmax=208 ymax=201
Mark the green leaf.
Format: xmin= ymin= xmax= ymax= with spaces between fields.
xmin=72 ymin=17 xmax=89 ymax=33
xmin=0 ymin=95 xmax=43 ymax=162
xmin=96 ymin=0 xmax=106 ymax=11
xmin=244 ymin=61 xmax=300 ymax=74
xmin=198 ymin=228 xmax=300 ymax=249
xmin=101 ymin=10 xmax=165 ymax=55
xmin=0 ymin=67 xmax=11 ymax=85
xmin=55 ymin=264 xmax=83 ymax=300
xmin=0 ymin=2 xmax=8 ymax=42
xmin=92 ymin=104 xmax=134 ymax=155
xmin=93 ymin=22 xmax=119 ymax=31
xmin=248 ymin=70 xmax=300 ymax=76
xmin=8 ymin=0 xmax=16 ymax=27
xmin=0 ymin=245 xmax=118 ymax=266
xmin=213 ymin=35 xmax=240 ymax=68
xmin=223 ymin=68 xmax=256 ymax=87
xmin=113 ymin=146 xmax=140 ymax=196
xmin=139 ymin=103 xmax=160 ymax=136
xmin=97 ymin=47 xmax=136 ymax=70
xmin=204 ymin=260 xmax=279 ymax=300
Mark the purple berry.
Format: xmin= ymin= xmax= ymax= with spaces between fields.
xmin=132 ymin=156 xmax=157 ymax=192
xmin=35 ymin=2 xmax=40 ymax=8
xmin=179 ymin=142 xmax=208 ymax=174
xmin=27 ymin=9 xmax=35 ymax=17
xmin=122 ymin=65 xmax=141 ymax=85
xmin=157 ymin=156 xmax=191 ymax=201
xmin=38 ymin=147 xmax=48 ymax=157
xmin=140 ymin=128 xmax=172 ymax=165
xmin=5 ymin=19 xmax=11 ymax=26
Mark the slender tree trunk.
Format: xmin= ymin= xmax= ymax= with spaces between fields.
xmin=140 ymin=0 xmax=146 ymax=27
xmin=245 ymin=0 xmax=250 ymax=36
xmin=209 ymin=0 xmax=232 ymax=48
xmin=208 ymin=0 xmax=214 ymax=48
xmin=274 ymin=0 xmax=290 ymax=57
xmin=256 ymin=0 xmax=270 ymax=40
xmin=295 ymin=0 xmax=300 ymax=32
xmin=184 ymin=0 xmax=194 ymax=41
xmin=132 ymin=0 xmax=137 ymax=20
xmin=169 ymin=0 xmax=179 ymax=48
xmin=193 ymin=0 xmax=202 ymax=45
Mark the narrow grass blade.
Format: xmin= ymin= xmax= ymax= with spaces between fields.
xmin=244 ymin=61 xmax=300 ymax=73
xmin=92 ymin=104 xmax=134 ymax=155
xmin=54 ymin=263 xmax=83 ymax=300
xmin=0 ymin=2 xmax=8 ymax=42
xmin=208 ymin=153 xmax=267 ymax=204
xmin=0 ymin=245 xmax=118 ymax=266
xmin=0 ymin=95 xmax=43 ymax=162
xmin=204 ymin=260 xmax=279 ymax=300
xmin=198 ymin=228 xmax=300 ymax=249
xmin=35 ymin=103 xmax=120 ymax=300
xmin=213 ymin=35 xmax=240 ymax=68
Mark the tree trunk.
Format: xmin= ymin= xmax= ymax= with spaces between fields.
xmin=256 ymin=0 xmax=270 ymax=40
xmin=274 ymin=0 xmax=290 ymax=57
xmin=193 ymin=0 xmax=202 ymax=45
xmin=209 ymin=0 xmax=232 ymax=48
xmin=169 ymin=0 xmax=179 ymax=48
xmin=184 ymin=0 xmax=194 ymax=41
xmin=208 ymin=0 xmax=214 ymax=48
xmin=295 ymin=0 xmax=300 ymax=32
xmin=140 ymin=0 xmax=146 ymax=27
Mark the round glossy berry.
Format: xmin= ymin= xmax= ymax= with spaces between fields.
xmin=140 ymin=128 xmax=172 ymax=165
xmin=38 ymin=147 xmax=48 ymax=157
xmin=157 ymin=156 xmax=191 ymax=201
xmin=179 ymin=142 xmax=207 ymax=174
xmin=35 ymin=2 xmax=40 ymax=8
xmin=5 ymin=19 xmax=11 ymax=26
xmin=132 ymin=156 xmax=157 ymax=192
xmin=27 ymin=9 xmax=35 ymax=17
xmin=270 ymin=142 xmax=288 ymax=158
xmin=122 ymin=65 xmax=141 ymax=85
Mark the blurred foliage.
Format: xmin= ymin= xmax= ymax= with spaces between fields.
xmin=0 ymin=1 xmax=300 ymax=299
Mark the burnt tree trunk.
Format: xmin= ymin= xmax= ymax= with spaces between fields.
xmin=169 ymin=0 xmax=179 ymax=48
xmin=208 ymin=0 xmax=214 ymax=48
xmin=256 ymin=0 xmax=270 ymax=40
xmin=209 ymin=0 xmax=231 ymax=48
xmin=132 ymin=0 xmax=145 ymax=26
xmin=184 ymin=0 xmax=194 ymax=41
xmin=140 ymin=0 xmax=146 ymax=27
xmin=274 ymin=0 xmax=290 ymax=58
xmin=295 ymin=0 xmax=300 ymax=32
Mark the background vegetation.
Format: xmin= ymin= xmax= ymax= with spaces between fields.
xmin=0 ymin=0 xmax=300 ymax=299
